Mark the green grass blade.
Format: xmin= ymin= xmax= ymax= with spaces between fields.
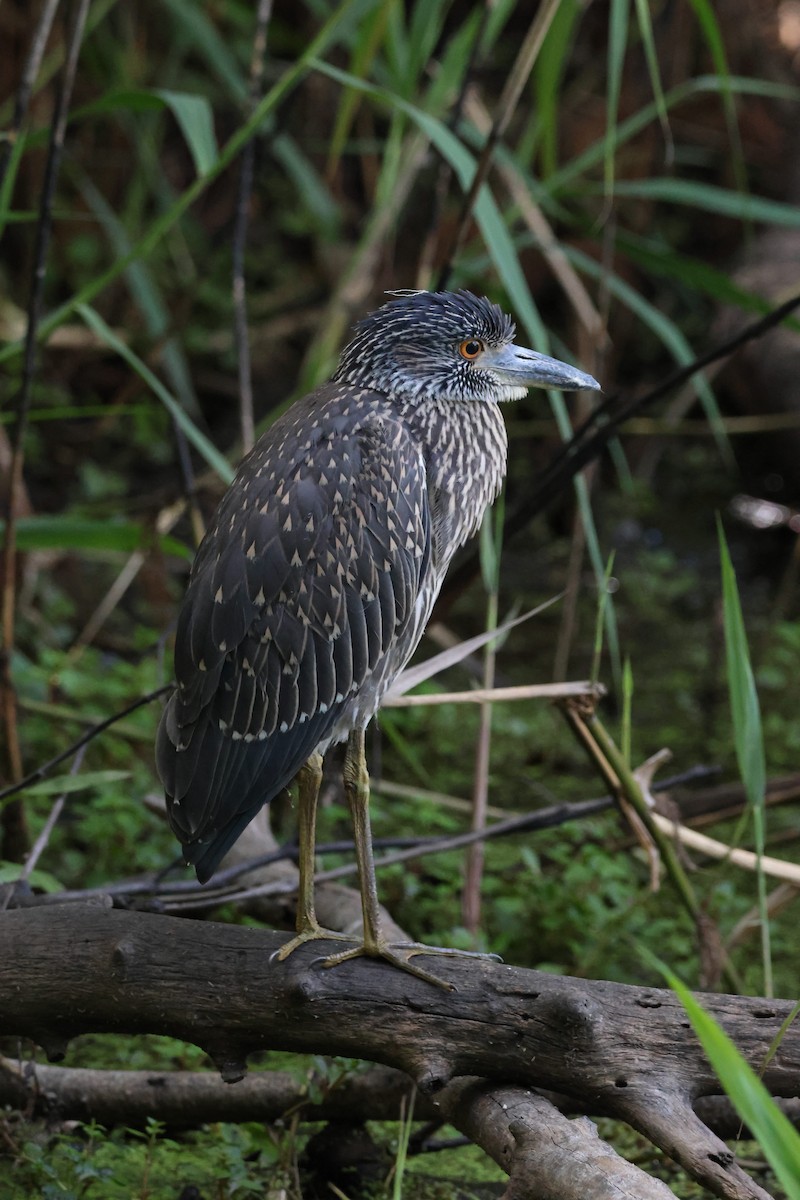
xmin=717 ymin=523 xmax=766 ymax=811
xmin=391 ymin=1088 xmax=415 ymax=1200
xmin=75 ymin=171 xmax=202 ymax=418
xmin=23 ymin=770 xmax=132 ymax=798
xmin=717 ymin=518 xmax=771 ymax=995
xmin=615 ymin=230 xmax=777 ymax=313
xmin=153 ymin=89 xmax=219 ymax=177
xmin=0 ymin=0 xmax=376 ymax=370
xmin=74 ymin=89 xmax=219 ymax=176
xmin=271 ymin=134 xmax=341 ymax=238
xmin=563 ymin=244 xmax=732 ymax=463
xmin=326 ymin=0 xmax=392 ymax=169
xmin=621 ymin=656 xmax=633 ymax=765
xmin=575 ymin=472 xmax=621 ymax=686
xmin=76 ymin=304 xmax=234 ymax=484
xmin=607 ymin=177 xmax=800 ymax=226
xmin=533 ymin=0 xmax=580 ymax=176
xmin=632 ymin=0 xmax=672 ymax=160
xmin=155 ymin=0 xmax=247 ymax=100
xmin=546 ymin=75 xmax=800 ymax=194
xmin=685 ymin=0 xmax=747 ymax=196
xmin=0 ymin=514 xmax=191 ymax=557
xmin=605 ymin=0 xmax=630 ymax=197
xmin=590 ymin=552 xmax=616 ymax=685
xmin=664 ymin=965 xmax=800 ymax=1197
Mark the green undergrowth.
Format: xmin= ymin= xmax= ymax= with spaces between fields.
xmin=5 ymin=434 xmax=799 ymax=1197
xmin=4 ymin=0 xmax=800 ymax=1192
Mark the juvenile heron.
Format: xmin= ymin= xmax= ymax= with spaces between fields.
xmin=156 ymin=290 xmax=600 ymax=983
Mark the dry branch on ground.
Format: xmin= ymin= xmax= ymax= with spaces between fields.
xmin=1 ymin=904 xmax=797 ymax=1200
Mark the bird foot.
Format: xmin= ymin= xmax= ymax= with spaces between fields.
xmin=270 ymin=922 xmax=354 ymax=964
xmin=315 ymin=939 xmax=503 ymax=990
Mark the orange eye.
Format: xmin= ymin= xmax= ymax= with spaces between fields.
xmin=459 ymin=338 xmax=484 ymax=360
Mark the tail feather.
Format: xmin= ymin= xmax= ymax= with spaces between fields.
xmin=155 ymin=690 xmax=339 ymax=882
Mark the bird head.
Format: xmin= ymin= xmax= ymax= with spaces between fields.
xmin=333 ymin=290 xmax=600 ymax=403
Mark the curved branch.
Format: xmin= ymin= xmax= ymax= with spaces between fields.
xmin=435 ymin=1080 xmax=676 ymax=1200
xmin=1 ymin=906 xmax=796 ymax=1200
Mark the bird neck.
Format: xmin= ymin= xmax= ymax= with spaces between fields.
xmin=400 ymin=394 xmax=509 ymax=559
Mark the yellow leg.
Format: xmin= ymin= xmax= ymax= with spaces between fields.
xmin=272 ymin=751 xmax=351 ymax=961
xmin=320 ymin=729 xmax=499 ymax=989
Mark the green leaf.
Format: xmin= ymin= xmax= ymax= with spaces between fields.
xmin=0 ymin=0 xmax=375 ymax=369
xmin=23 ymin=770 xmax=131 ymax=798
xmin=75 ymin=87 xmax=172 ymax=116
xmin=153 ymin=89 xmax=218 ymax=177
xmin=152 ymin=0 xmax=247 ymax=100
xmin=546 ymin=75 xmax=800 ymax=194
xmin=271 ymin=134 xmax=341 ymax=238
xmin=605 ymin=0 xmax=630 ymax=196
xmin=718 ymin=518 xmax=771 ymax=994
xmin=75 ymin=303 xmax=235 ymax=484
xmin=632 ymin=0 xmax=672 ymax=161
xmin=608 ymin=178 xmax=800 ymax=226
xmin=564 ymin=243 xmax=732 ymax=463
xmin=75 ymin=88 xmax=218 ymax=177
xmin=0 ymin=863 xmax=64 ymax=893
xmin=718 ymin=521 xmax=766 ymax=811
xmin=685 ymin=0 xmax=747 ymax=196
xmin=666 ymin=966 xmax=800 ymax=1198
xmin=533 ymin=0 xmax=581 ymax=176
xmin=75 ymin=172 xmax=202 ymax=419
xmin=0 ymin=514 xmax=192 ymax=557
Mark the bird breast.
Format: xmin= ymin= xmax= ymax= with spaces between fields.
xmin=324 ymin=395 xmax=509 ymax=744
xmin=409 ymin=394 xmax=509 ymax=566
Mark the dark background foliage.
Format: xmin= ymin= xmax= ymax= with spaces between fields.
xmin=1 ymin=0 xmax=799 ymax=1195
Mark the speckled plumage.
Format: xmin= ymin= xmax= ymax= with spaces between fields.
xmin=156 ymin=290 xmax=598 ymax=884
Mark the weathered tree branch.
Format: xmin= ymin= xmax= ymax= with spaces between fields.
xmin=3 ymin=1054 xmax=796 ymax=1144
xmin=0 ymin=1056 xmax=424 ymax=1128
xmin=1 ymin=905 xmax=796 ymax=1199
xmin=434 ymin=1079 xmax=677 ymax=1200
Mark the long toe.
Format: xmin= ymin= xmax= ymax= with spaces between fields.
xmin=271 ymin=925 xmax=356 ymax=964
xmin=392 ymin=941 xmax=503 ymax=962
xmin=317 ymin=940 xmax=491 ymax=989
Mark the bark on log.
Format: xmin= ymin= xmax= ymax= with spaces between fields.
xmin=0 ymin=1056 xmax=424 ymax=1128
xmin=3 ymin=1056 xmax=797 ymax=1141
xmin=1 ymin=905 xmax=797 ymax=1200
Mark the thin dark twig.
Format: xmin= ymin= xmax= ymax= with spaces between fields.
xmin=0 ymin=0 xmax=61 ymax=193
xmin=0 ymin=685 xmax=172 ymax=807
xmin=149 ymin=765 xmax=724 ymax=900
xmin=438 ymin=287 xmax=800 ymax=611
xmin=0 ymin=0 xmax=92 ymax=861
xmin=4 ymin=762 xmax=719 ymax=912
xmin=232 ymin=0 xmax=275 ymax=455
xmin=172 ymin=421 xmax=204 ymax=547
xmin=528 ymin=287 xmax=800 ymax=512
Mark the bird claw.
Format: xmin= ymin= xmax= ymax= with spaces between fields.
xmin=271 ymin=924 xmax=353 ymax=965
xmin=317 ymin=939 xmax=501 ymax=990
xmin=273 ymin=928 xmax=501 ymax=987
xmin=326 ymin=947 xmax=454 ymax=990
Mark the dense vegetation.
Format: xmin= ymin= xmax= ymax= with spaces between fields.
xmin=2 ymin=0 xmax=799 ymax=1195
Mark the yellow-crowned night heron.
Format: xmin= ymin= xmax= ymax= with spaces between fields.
xmin=156 ymin=290 xmax=600 ymax=984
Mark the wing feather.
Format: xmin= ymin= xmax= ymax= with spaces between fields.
xmin=156 ymin=384 xmax=432 ymax=880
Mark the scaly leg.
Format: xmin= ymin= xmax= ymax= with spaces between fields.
xmin=272 ymin=751 xmax=351 ymax=961
xmin=320 ymin=729 xmax=498 ymax=989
